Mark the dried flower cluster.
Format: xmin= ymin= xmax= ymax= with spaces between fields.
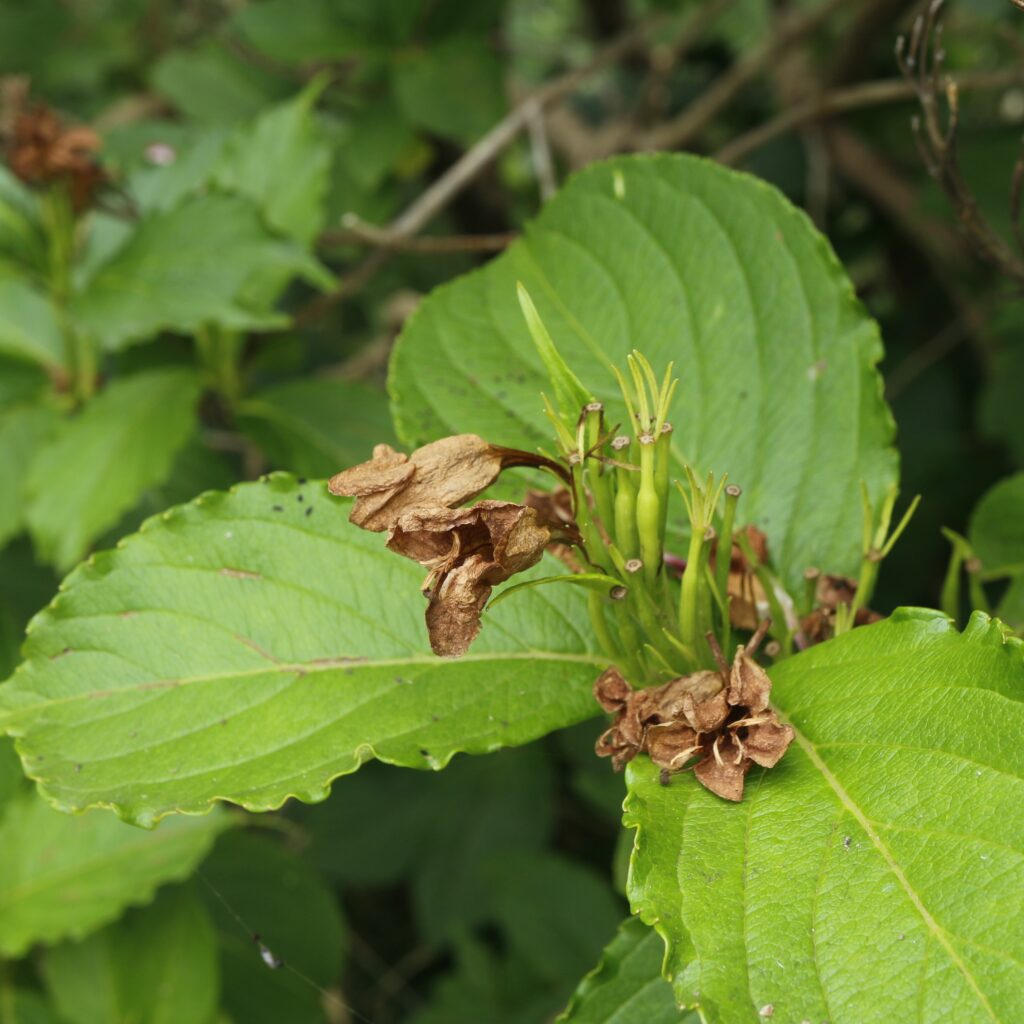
xmin=329 ymin=435 xmax=568 ymax=656
xmin=6 ymin=102 xmax=103 ymax=212
xmin=594 ymin=626 xmax=794 ymax=801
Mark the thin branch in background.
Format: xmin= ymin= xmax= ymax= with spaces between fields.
xmin=715 ymin=69 xmax=1024 ymax=165
xmin=896 ymin=0 xmax=1024 ymax=287
xmin=638 ymin=0 xmax=847 ymax=152
xmin=297 ymin=13 xmax=669 ymax=324
xmin=884 ymin=318 xmax=966 ymax=397
xmin=527 ymin=101 xmax=557 ymax=201
xmin=324 ymin=213 xmax=517 ymax=253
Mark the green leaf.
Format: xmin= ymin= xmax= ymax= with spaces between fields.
xmin=26 ymin=369 xmax=201 ymax=572
xmin=214 ymin=80 xmax=333 ymax=244
xmin=232 ymin=0 xmax=372 ymax=64
xmin=624 ymin=608 xmax=1024 ymax=1023
xmin=0 ymin=277 xmax=64 ymax=369
xmin=199 ymin=830 xmax=343 ymax=1024
xmin=41 ymin=885 xmax=219 ymax=1024
xmin=0 ymin=788 xmax=227 ymax=957
xmin=71 ymin=195 xmax=331 ymax=351
xmin=558 ymin=917 xmax=696 ymax=1024
xmin=236 ymin=377 xmax=397 ymax=478
xmin=969 ymin=473 xmax=1024 ymax=578
xmin=341 ymin=95 xmax=420 ymax=191
xmin=390 ymin=154 xmax=898 ymax=594
xmin=150 ymin=42 xmax=290 ymax=123
xmin=0 ymin=404 xmax=58 ymax=550
xmin=1 ymin=474 xmax=604 ymax=825
xmin=391 ymin=35 xmax=505 ymax=144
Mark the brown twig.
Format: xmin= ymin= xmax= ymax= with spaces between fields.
xmin=715 ymin=68 xmax=1024 ymax=166
xmin=896 ymin=0 xmax=1024 ymax=287
xmin=296 ymin=15 xmax=667 ymax=324
xmin=322 ymin=214 xmax=517 ymax=253
xmin=637 ymin=0 xmax=847 ymax=152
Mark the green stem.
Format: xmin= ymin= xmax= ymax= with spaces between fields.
xmin=714 ymin=484 xmax=740 ymax=609
xmin=613 ymin=462 xmax=639 ymax=559
xmin=678 ymin=524 xmax=706 ymax=660
xmin=197 ymin=325 xmax=244 ymax=404
xmin=654 ymin=425 xmax=672 ymax=545
xmin=636 ymin=439 xmax=661 ymax=589
xmin=588 ymin=590 xmax=620 ymax=661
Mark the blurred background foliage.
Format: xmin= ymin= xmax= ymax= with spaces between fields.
xmin=0 ymin=0 xmax=1022 ymax=1021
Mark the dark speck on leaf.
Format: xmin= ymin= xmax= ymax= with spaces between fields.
xmin=220 ymin=718 xmax=228 ymax=726
xmin=395 ymin=676 xmax=411 ymax=685
xmin=431 ymin=714 xmax=440 ymax=721
xmin=500 ymin=719 xmax=509 ymax=727
xmin=74 ymin=764 xmax=82 ymax=772
xmin=660 ymin=768 xmax=672 ymax=786
xmin=305 ymin=506 xmax=314 ymax=517
xmin=298 ymin=478 xmax=307 ymax=485
xmin=420 ymin=749 xmax=431 ymax=758
xmin=843 ymin=835 xmax=852 ymax=850
xmin=297 ymin=494 xmax=304 ymax=502
xmin=272 ymin=505 xmax=284 ymax=512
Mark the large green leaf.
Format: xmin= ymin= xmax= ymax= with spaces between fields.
xmin=26 ymin=369 xmax=201 ymax=571
xmin=0 ymin=403 xmax=58 ymax=550
xmin=558 ymin=917 xmax=696 ymax=1024
xmin=0 ymin=474 xmax=604 ymax=825
xmin=624 ymin=609 xmax=1024 ymax=1023
xmin=390 ymin=154 xmax=898 ymax=593
xmin=0 ymin=277 xmax=64 ymax=369
xmin=236 ymin=377 xmax=397 ymax=478
xmin=0 ymin=787 xmax=226 ymax=957
xmin=70 ymin=195 xmax=330 ymax=351
xmin=214 ymin=81 xmax=333 ymax=244
xmin=41 ymin=886 xmax=219 ymax=1024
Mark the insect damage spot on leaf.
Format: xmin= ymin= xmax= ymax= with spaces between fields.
xmin=219 ymin=567 xmax=262 ymax=581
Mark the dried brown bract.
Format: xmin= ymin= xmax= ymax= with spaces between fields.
xmin=7 ymin=103 xmax=103 ymax=211
xmin=328 ymin=435 xmax=561 ymax=533
xmin=594 ymin=629 xmax=794 ymax=801
xmin=331 ymin=435 xmax=573 ymax=656
xmin=400 ymin=501 xmax=552 ymax=656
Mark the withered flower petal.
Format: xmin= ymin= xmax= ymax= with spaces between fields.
xmin=742 ymin=716 xmax=795 ymax=769
xmin=694 ymin=734 xmax=750 ymax=802
xmin=8 ymin=104 xmax=103 ymax=211
xmin=425 ymin=554 xmax=493 ymax=657
xmin=593 ymin=667 xmax=631 ymax=713
xmin=645 ymin=720 xmax=700 ymax=770
xmin=726 ymin=649 xmax=772 ymax=713
xmin=417 ymin=502 xmax=551 ymax=657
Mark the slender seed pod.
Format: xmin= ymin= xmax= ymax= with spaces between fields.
xmin=636 ymin=436 xmax=661 ymax=589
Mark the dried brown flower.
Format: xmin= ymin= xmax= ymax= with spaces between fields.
xmin=799 ymin=573 xmax=882 ymax=645
xmin=7 ymin=104 xmax=103 ymax=211
xmin=722 ymin=525 xmax=769 ymax=631
xmin=594 ymin=630 xmax=794 ymax=801
xmin=330 ymin=434 xmax=575 ymax=656
xmin=328 ymin=435 xmax=561 ymax=533
xmin=389 ymin=500 xmax=551 ymax=656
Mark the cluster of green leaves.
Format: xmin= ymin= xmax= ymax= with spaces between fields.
xmin=2 ymin=0 xmax=1024 ymax=1020
xmin=3 ymin=149 xmax=1022 ymax=1023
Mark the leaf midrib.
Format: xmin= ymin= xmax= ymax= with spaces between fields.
xmin=782 ymin=716 xmax=1001 ymax=1023
xmin=2 ymin=649 xmax=607 ymax=724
